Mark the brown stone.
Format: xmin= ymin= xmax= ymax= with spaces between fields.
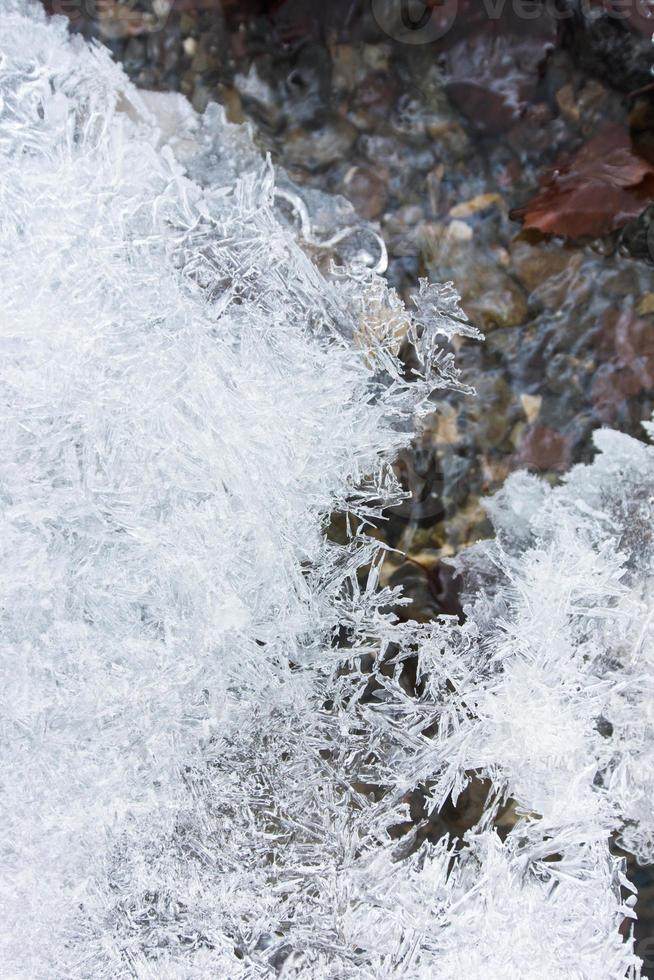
xmin=343 ymin=166 xmax=388 ymax=221
xmin=517 ymin=426 xmax=572 ymax=473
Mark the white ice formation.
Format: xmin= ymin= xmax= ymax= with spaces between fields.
xmin=0 ymin=4 xmax=650 ymax=977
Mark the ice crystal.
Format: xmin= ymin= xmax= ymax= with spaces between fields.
xmin=0 ymin=4 xmax=466 ymax=975
xmin=357 ymin=426 xmax=654 ymax=978
xmin=454 ymin=426 xmax=654 ymax=865
xmin=0 ymin=4 xmax=648 ymax=978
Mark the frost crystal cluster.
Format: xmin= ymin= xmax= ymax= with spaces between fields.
xmin=0 ymin=4 xmax=650 ymax=978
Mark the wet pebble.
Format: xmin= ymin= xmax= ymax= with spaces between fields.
xmin=459 ymin=263 xmax=528 ymax=332
xmin=343 ymin=166 xmax=388 ymax=221
xmin=284 ymin=118 xmax=357 ymax=171
xmin=516 ymin=425 xmax=572 ymax=473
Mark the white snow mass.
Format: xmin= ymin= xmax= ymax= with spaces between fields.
xmin=0 ymin=3 xmax=650 ymax=978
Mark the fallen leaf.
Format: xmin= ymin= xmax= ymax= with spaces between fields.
xmin=449 ymin=193 xmax=503 ymax=218
xmin=511 ymin=124 xmax=654 ymax=237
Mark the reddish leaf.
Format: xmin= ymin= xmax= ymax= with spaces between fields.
xmin=511 ymin=124 xmax=654 ymax=237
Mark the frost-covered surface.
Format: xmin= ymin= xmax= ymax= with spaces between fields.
xmin=0 ymin=4 xmax=649 ymax=978
xmin=453 ymin=425 xmax=654 ymax=865
xmin=361 ymin=425 xmax=654 ymax=979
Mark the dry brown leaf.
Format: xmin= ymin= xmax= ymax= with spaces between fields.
xmin=511 ymin=124 xmax=654 ymax=237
